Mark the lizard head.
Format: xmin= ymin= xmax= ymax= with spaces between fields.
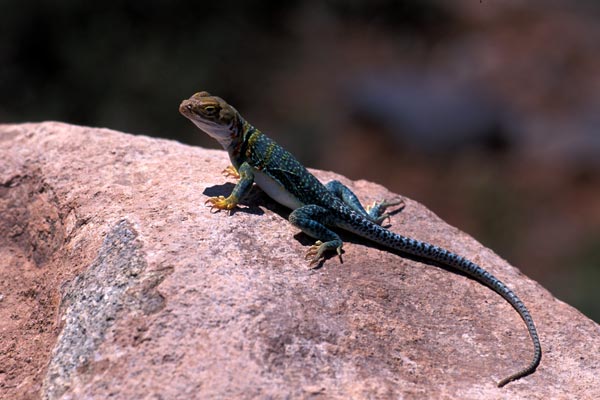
xmin=179 ymin=91 xmax=241 ymax=148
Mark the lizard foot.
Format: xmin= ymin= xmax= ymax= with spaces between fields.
xmin=305 ymin=240 xmax=343 ymax=267
xmin=205 ymin=195 xmax=238 ymax=213
xmin=222 ymin=165 xmax=240 ymax=179
xmin=367 ymin=198 xmax=405 ymax=225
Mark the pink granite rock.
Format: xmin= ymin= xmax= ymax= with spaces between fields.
xmin=1 ymin=122 xmax=598 ymax=399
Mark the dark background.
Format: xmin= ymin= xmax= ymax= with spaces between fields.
xmin=2 ymin=0 xmax=599 ymax=322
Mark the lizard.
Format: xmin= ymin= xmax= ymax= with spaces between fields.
xmin=179 ymin=91 xmax=541 ymax=388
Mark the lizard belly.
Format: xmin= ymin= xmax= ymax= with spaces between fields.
xmin=253 ymin=170 xmax=304 ymax=210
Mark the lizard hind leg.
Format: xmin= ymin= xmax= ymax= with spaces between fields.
xmin=366 ymin=198 xmax=405 ymax=225
xmin=325 ymin=180 xmax=403 ymax=225
xmin=289 ymin=205 xmax=343 ymax=266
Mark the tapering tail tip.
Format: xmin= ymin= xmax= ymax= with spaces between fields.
xmin=496 ymin=346 xmax=542 ymax=388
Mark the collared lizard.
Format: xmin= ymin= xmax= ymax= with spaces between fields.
xmin=179 ymin=91 xmax=541 ymax=387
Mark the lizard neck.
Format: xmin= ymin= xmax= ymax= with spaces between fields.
xmin=228 ymin=119 xmax=256 ymax=167
xmin=191 ymin=108 xmax=247 ymax=152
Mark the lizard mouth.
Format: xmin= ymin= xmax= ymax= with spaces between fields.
xmin=179 ymin=102 xmax=205 ymax=121
xmin=179 ymin=100 xmax=194 ymax=115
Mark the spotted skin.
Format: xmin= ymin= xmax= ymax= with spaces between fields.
xmin=180 ymin=91 xmax=541 ymax=387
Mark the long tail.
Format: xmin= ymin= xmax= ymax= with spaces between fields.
xmin=343 ymin=216 xmax=542 ymax=387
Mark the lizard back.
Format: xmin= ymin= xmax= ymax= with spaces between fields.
xmin=237 ymin=126 xmax=337 ymax=209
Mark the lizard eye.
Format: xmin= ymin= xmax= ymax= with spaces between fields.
xmin=204 ymin=105 xmax=217 ymax=114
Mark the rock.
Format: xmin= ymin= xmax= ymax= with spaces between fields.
xmin=0 ymin=122 xmax=598 ymax=399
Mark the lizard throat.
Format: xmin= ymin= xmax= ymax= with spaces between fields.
xmin=190 ymin=119 xmax=234 ymax=149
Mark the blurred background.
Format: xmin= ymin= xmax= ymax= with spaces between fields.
xmin=1 ymin=0 xmax=599 ymax=322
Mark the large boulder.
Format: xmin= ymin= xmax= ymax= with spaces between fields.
xmin=1 ymin=122 xmax=598 ymax=399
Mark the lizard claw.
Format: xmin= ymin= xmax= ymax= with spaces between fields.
xmin=384 ymin=197 xmax=405 ymax=208
xmin=366 ymin=198 xmax=405 ymax=213
xmin=222 ymin=165 xmax=240 ymax=179
xmin=305 ymin=240 xmax=343 ymax=267
xmin=305 ymin=240 xmax=324 ymax=265
xmin=368 ymin=197 xmax=405 ymax=225
xmin=365 ymin=201 xmax=376 ymax=213
xmin=205 ymin=195 xmax=237 ymax=213
xmin=376 ymin=212 xmax=392 ymax=226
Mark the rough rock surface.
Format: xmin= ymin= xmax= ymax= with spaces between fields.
xmin=1 ymin=122 xmax=598 ymax=399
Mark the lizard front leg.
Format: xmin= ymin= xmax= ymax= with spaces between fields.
xmin=206 ymin=162 xmax=254 ymax=212
xmin=289 ymin=205 xmax=343 ymax=266
xmin=325 ymin=180 xmax=403 ymax=225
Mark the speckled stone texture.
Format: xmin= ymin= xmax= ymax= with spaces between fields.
xmin=1 ymin=122 xmax=598 ymax=399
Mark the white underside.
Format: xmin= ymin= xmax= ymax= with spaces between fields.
xmin=253 ymin=170 xmax=303 ymax=210
xmin=192 ymin=120 xmax=232 ymax=149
